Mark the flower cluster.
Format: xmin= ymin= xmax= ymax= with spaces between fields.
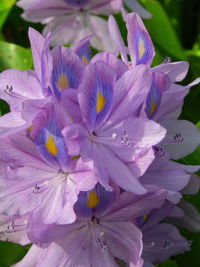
xmin=0 ymin=12 xmax=200 ymax=267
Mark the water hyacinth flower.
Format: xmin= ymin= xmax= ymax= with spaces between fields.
xmin=63 ymin=60 xmax=166 ymax=193
xmin=0 ymin=104 xmax=98 ymax=225
xmin=138 ymin=202 xmax=191 ymax=266
xmin=17 ymin=0 xmax=122 ymax=50
xmin=0 ymin=27 xmax=88 ymax=137
xmin=108 ymin=12 xmax=200 ymax=198
xmin=13 ymin=184 xmax=166 ymax=267
xmin=108 ymin=13 xmax=200 ymax=161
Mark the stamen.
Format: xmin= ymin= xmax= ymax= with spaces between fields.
xmin=164 ymin=133 xmax=184 ymax=144
xmin=173 ymin=133 xmax=184 ymax=143
xmin=119 ymin=131 xmax=134 ymax=147
xmin=90 ymin=219 xmax=107 ymax=252
xmin=162 ymin=240 xmax=174 ymax=250
xmin=0 ymin=219 xmax=28 ymax=235
xmin=33 ymin=184 xmax=40 ymax=194
xmin=6 ymin=85 xmax=13 ymax=92
xmin=163 ymin=56 xmax=171 ymax=63
xmin=153 ymin=146 xmax=165 ymax=158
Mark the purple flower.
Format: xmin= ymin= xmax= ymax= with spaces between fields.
xmin=137 ymin=202 xmax=191 ymax=266
xmin=0 ymin=28 xmax=88 ymax=137
xmin=108 ymin=13 xmax=200 ymax=159
xmin=13 ymin=183 xmax=166 ymax=266
xmin=62 ymin=60 xmax=166 ymax=193
xmin=0 ymin=105 xmax=97 ymax=224
xmin=17 ymin=0 xmax=122 ymax=50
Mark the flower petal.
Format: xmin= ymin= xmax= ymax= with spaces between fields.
xmin=108 ymin=15 xmax=128 ymax=62
xmin=153 ymin=61 xmax=189 ymax=82
xmin=126 ymin=13 xmax=155 ymax=66
xmin=78 ymin=61 xmax=116 ymax=131
xmin=51 ymin=46 xmax=85 ymax=100
xmin=161 ymin=119 xmax=200 ymax=159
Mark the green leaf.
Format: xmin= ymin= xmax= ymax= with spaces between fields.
xmin=0 ymin=0 xmax=16 ymax=30
xmin=141 ymin=0 xmax=186 ymax=60
xmin=0 ymin=41 xmax=32 ymax=71
xmin=0 ymin=241 xmax=29 ymax=266
xmin=158 ymin=259 xmax=178 ymax=267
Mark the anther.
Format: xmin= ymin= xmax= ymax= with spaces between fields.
xmin=6 ymin=85 xmax=13 ymax=92
xmin=173 ymin=133 xmax=183 ymax=143
xmin=33 ymin=184 xmax=40 ymax=194
xmin=162 ymin=240 xmax=174 ymax=250
xmin=120 ymin=131 xmax=131 ymax=147
xmin=163 ymin=56 xmax=171 ymax=63
xmin=153 ymin=146 xmax=165 ymax=158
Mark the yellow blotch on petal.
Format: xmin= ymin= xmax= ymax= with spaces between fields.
xmin=88 ymin=191 xmax=100 ymax=208
xmin=45 ymin=135 xmax=58 ymax=156
xmin=149 ymin=100 xmax=157 ymax=116
xmin=82 ymin=56 xmax=89 ymax=65
xmin=57 ymin=74 xmax=69 ymax=90
xmin=143 ymin=214 xmax=148 ymax=221
xmin=139 ymin=38 xmax=145 ymax=59
xmin=28 ymin=125 xmax=34 ymax=132
xmin=96 ymin=91 xmax=106 ymax=113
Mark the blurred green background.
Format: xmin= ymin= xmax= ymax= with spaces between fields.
xmin=0 ymin=0 xmax=200 ymax=266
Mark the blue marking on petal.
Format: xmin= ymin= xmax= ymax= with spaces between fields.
xmin=145 ymin=82 xmax=161 ymax=119
xmin=74 ymin=183 xmax=115 ymax=218
xmin=136 ymin=31 xmax=152 ymax=65
xmin=75 ymin=35 xmax=92 ymax=64
xmin=35 ymin=115 xmax=69 ymax=169
xmin=79 ymin=62 xmax=115 ymax=130
xmin=64 ymin=0 xmax=89 ymax=7
xmin=145 ymin=72 xmax=170 ymax=119
xmin=52 ymin=47 xmax=84 ymax=100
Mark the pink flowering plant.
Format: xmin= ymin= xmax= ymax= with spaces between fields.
xmin=0 ymin=1 xmax=200 ymax=266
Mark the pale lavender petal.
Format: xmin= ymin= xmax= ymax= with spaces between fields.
xmin=14 ymin=245 xmax=42 ymax=267
xmin=0 ymin=69 xmax=43 ymax=110
xmin=153 ymin=61 xmax=189 ymax=82
xmin=124 ymin=0 xmax=152 ymax=19
xmin=153 ymin=78 xmax=200 ymax=121
xmin=141 ymin=156 xmax=191 ymax=194
xmin=90 ymin=51 xmax=128 ymax=80
xmin=104 ymin=186 xmax=166 ymax=221
xmin=108 ymin=15 xmax=128 ymax=62
xmin=88 ymin=0 xmax=122 ymax=15
xmin=88 ymin=15 xmax=117 ymax=51
xmin=101 ymin=221 xmax=142 ymax=265
xmin=171 ymin=200 xmax=200 ymax=232
xmin=28 ymin=27 xmax=46 ymax=83
xmin=96 ymin=145 xmax=147 ymax=194
xmin=103 ymin=65 xmax=152 ymax=128
xmin=0 ymin=112 xmax=29 ymax=137
xmin=161 ymin=119 xmax=200 ymax=159
xmin=18 ymin=0 xmax=74 ymax=22
xmin=182 ymin=174 xmax=200 ymax=195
